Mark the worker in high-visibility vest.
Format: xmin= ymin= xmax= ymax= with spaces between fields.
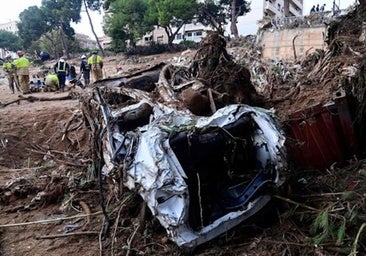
xmin=44 ymin=72 xmax=59 ymax=92
xmin=13 ymin=50 xmax=31 ymax=94
xmin=53 ymin=56 xmax=70 ymax=91
xmin=87 ymin=51 xmax=103 ymax=83
xmin=2 ymin=55 xmax=20 ymax=93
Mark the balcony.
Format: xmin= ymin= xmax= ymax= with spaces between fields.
xmin=264 ymin=2 xmax=279 ymax=17
xmin=290 ymin=0 xmax=303 ymax=10
xmin=289 ymin=4 xmax=301 ymax=16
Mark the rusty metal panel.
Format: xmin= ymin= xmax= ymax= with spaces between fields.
xmin=286 ymin=96 xmax=358 ymax=170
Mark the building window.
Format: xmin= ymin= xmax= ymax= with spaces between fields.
xmin=196 ymin=31 xmax=202 ymax=36
xmin=186 ymin=32 xmax=192 ymax=38
xmin=144 ymin=35 xmax=152 ymax=42
xmin=176 ymin=33 xmax=182 ymax=40
xmin=157 ymin=35 xmax=164 ymax=42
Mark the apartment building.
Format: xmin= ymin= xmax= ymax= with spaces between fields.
xmin=233 ymin=0 xmax=303 ymax=36
xmin=0 ymin=20 xmax=18 ymax=34
xmin=75 ymin=33 xmax=98 ymax=49
xmin=98 ymin=35 xmax=112 ymax=49
xmin=0 ymin=21 xmax=18 ymax=59
xmin=138 ymin=26 xmax=169 ymax=45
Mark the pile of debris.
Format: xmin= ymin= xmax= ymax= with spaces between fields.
xmin=222 ymin=5 xmax=366 ymax=169
xmin=79 ymin=31 xmax=287 ymax=249
xmin=76 ymin=4 xmax=366 ymax=251
xmin=264 ymin=6 xmax=366 ymax=169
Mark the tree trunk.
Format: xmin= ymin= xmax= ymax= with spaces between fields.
xmin=59 ymin=26 xmax=68 ymax=58
xmin=230 ymin=0 xmax=239 ymax=38
xmin=83 ymin=0 xmax=105 ymax=56
xmin=165 ymin=27 xmax=174 ymax=48
xmin=44 ymin=34 xmax=58 ymax=59
xmin=165 ymin=22 xmax=184 ymax=48
xmin=200 ymin=7 xmax=222 ymax=32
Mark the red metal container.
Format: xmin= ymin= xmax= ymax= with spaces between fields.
xmin=285 ymin=92 xmax=358 ymax=170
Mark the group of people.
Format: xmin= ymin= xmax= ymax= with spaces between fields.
xmin=2 ymin=50 xmax=104 ymax=94
xmin=310 ymin=1 xmax=340 ymax=16
xmin=46 ymin=50 xmax=104 ymax=92
xmin=310 ymin=3 xmax=326 ymax=13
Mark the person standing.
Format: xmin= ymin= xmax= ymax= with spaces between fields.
xmin=54 ymin=56 xmax=70 ymax=91
xmin=69 ymin=63 xmax=77 ymax=80
xmin=80 ymin=55 xmax=90 ymax=86
xmin=2 ymin=55 xmax=19 ymax=93
xmin=333 ymin=1 xmax=340 ymax=16
xmin=320 ymin=3 xmax=326 ymax=12
xmin=87 ymin=51 xmax=103 ymax=83
xmin=13 ymin=50 xmax=31 ymax=94
xmin=310 ymin=5 xmax=316 ymax=13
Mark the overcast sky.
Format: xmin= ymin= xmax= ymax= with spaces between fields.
xmin=0 ymin=0 xmax=104 ymax=38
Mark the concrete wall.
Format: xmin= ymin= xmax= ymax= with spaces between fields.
xmin=260 ymin=26 xmax=326 ymax=60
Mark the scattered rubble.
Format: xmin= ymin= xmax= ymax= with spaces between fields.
xmin=80 ymin=30 xmax=287 ymax=249
xmin=1 ymin=3 xmax=366 ymax=256
xmin=78 ymin=5 xmax=366 ymax=250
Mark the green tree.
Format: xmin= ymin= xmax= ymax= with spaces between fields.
xmin=145 ymin=0 xmax=198 ymax=46
xmin=103 ymin=0 xmax=116 ymax=10
xmin=17 ymin=0 xmax=84 ymax=56
xmin=198 ymin=0 xmax=250 ymax=38
xmin=17 ymin=6 xmax=50 ymax=49
xmin=104 ymin=0 xmax=149 ymax=49
xmin=197 ymin=0 xmax=226 ymax=32
xmin=27 ymin=30 xmax=81 ymax=60
xmin=41 ymin=0 xmax=82 ymax=57
xmin=0 ymin=30 xmax=21 ymax=52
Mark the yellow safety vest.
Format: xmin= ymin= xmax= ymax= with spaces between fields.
xmin=13 ymin=57 xmax=30 ymax=69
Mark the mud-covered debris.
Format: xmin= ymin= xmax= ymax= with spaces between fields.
xmin=80 ymin=31 xmax=287 ymax=249
xmin=189 ymin=31 xmax=265 ymax=109
xmin=82 ymin=85 xmax=287 ymax=249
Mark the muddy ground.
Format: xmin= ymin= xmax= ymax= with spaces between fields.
xmin=1 ymin=48 xmax=366 ymax=256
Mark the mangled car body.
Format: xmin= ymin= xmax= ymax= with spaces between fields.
xmin=81 ymin=32 xmax=287 ymax=249
xmin=83 ymin=88 xmax=287 ymax=249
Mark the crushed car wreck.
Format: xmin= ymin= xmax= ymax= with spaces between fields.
xmin=84 ymin=88 xmax=286 ymax=249
xmin=80 ymin=31 xmax=287 ymax=249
